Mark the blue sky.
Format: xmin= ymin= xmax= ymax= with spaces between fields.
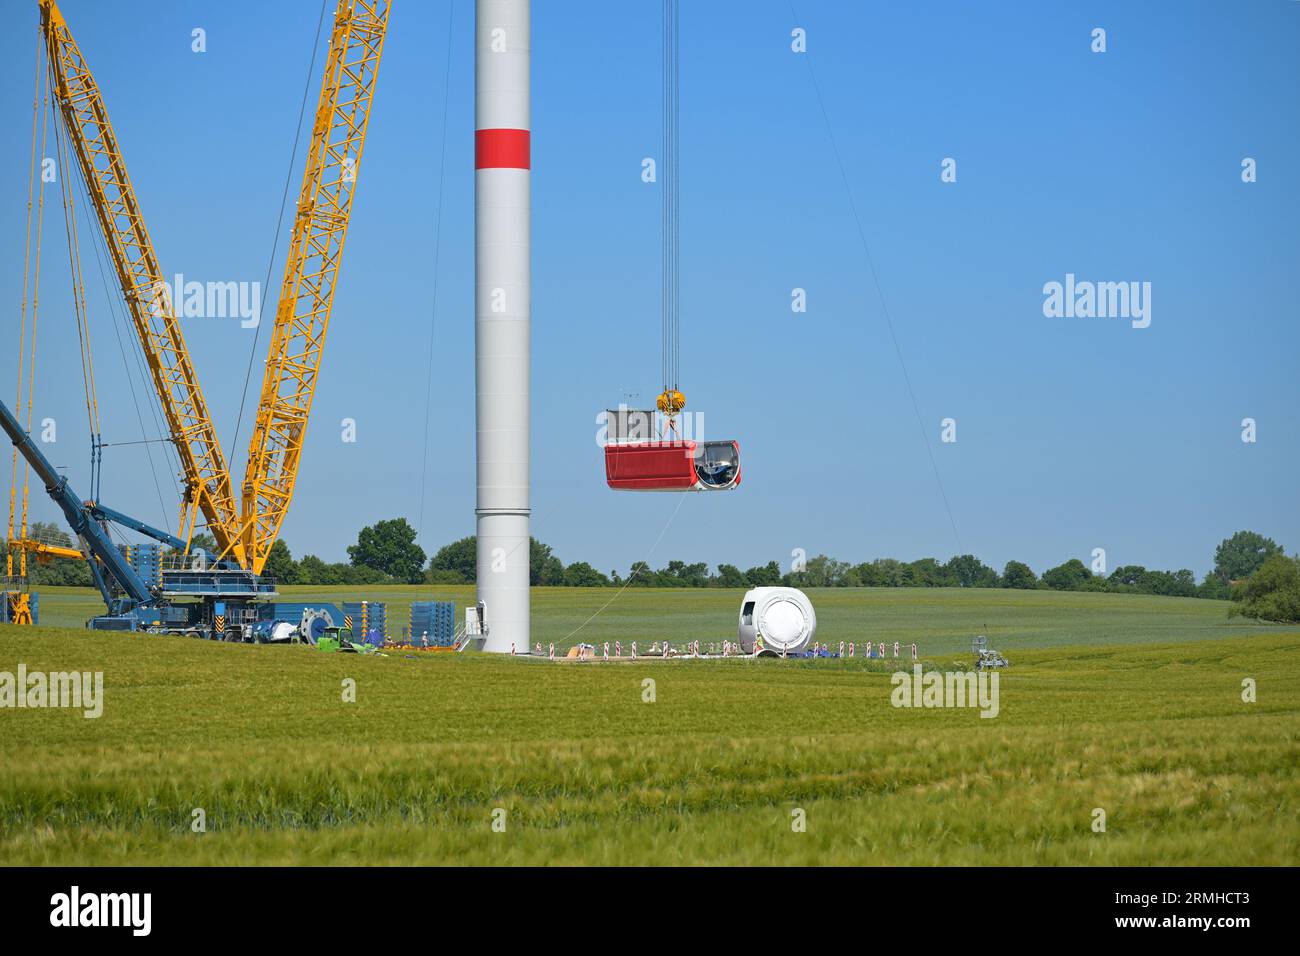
xmin=2 ymin=0 xmax=1297 ymax=579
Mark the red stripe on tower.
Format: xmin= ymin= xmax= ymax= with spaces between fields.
xmin=476 ymin=128 xmax=530 ymax=169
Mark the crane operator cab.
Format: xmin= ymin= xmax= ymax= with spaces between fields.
xmin=602 ymin=407 xmax=741 ymax=492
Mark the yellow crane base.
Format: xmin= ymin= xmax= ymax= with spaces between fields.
xmin=4 ymin=592 xmax=33 ymax=626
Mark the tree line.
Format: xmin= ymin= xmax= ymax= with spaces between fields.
xmin=4 ymin=522 xmax=1295 ymax=623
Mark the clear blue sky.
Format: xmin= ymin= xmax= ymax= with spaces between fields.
xmin=2 ymin=0 xmax=1297 ymax=580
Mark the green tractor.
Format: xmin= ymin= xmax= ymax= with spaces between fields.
xmin=315 ymin=625 xmax=375 ymax=654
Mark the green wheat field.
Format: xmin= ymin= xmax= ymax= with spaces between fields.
xmin=1 ymin=586 xmax=1297 ymax=865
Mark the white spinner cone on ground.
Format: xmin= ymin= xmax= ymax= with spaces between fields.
xmin=475 ymin=0 xmax=531 ymax=653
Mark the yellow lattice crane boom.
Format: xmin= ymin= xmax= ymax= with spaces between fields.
xmin=36 ymin=0 xmax=390 ymax=576
xmin=241 ymin=0 xmax=391 ymax=574
xmin=39 ymin=0 xmax=245 ymax=563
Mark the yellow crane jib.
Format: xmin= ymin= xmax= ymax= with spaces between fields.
xmin=11 ymin=538 xmax=84 ymax=564
xmin=240 ymin=0 xmax=391 ymax=575
xmin=40 ymin=0 xmax=245 ymax=564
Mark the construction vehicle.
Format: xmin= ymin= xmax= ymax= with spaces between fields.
xmin=1 ymin=395 xmax=273 ymax=637
xmin=4 ymin=0 xmax=391 ymax=636
xmin=973 ymin=635 xmax=1010 ymax=670
xmin=316 ymin=624 xmax=378 ymax=654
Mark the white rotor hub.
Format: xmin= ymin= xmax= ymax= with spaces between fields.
xmin=737 ymin=587 xmax=817 ymax=655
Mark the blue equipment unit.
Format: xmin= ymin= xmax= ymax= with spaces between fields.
xmin=408 ymin=600 xmax=455 ymax=647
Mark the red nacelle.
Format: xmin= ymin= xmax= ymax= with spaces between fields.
xmin=605 ymin=440 xmax=741 ymax=492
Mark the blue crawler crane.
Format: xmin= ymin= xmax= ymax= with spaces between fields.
xmin=1 ymin=395 xmax=277 ymax=639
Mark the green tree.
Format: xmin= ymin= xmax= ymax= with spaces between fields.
xmin=427 ymin=535 xmax=598 ymax=586
xmin=658 ymin=560 xmax=686 ymax=587
xmin=657 ymin=560 xmax=709 ymax=587
xmin=529 ymin=538 xmax=565 ymax=586
xmin=744 ymin=561 xmax=782 ymax=587
xmin=1108 ymin=565 xmax=1147 ymax=589
xmin=715 ymin=563 xmax=747 ymax=588
xmin=429 ymin=535 xmax=476 ymax=583
xmin=296 ymin=554 xmax=364 ymax=585
xmin=901 ymin=558 xmax=948 ymax=587
xmin=1137 ymin=568 xmax=1197 ymax=598
xmin=347 ymin=518 xmax=424 ymax=583
xmin=867 ymin=558 xmax=905 ymax=587
xmin=1214 ymin=530 xmax=1283 ymax=583
xmin=1169 ymin=569 xmax=1197 ymax=597
xmin=295 ymin=554 xmax=330 ymax=585
xmin=427 ymin=568 xmax=466 ymax=584
xmin=1042 ymin=558 xmax=1090 ymax=591
xmin=536 ymin=555 xmax=565 ymax=586
xmin=853 ymin=561 xmax=885 ymax=587
xmin=1230 ymin=554 xmax=1300 ymax=623
xmin=788 ymin=554 xmax=852 ymax=588
xmin=1001 ymin=560 xmax=1037 ymax=589
xmin=1198 ymin=572 xmax=1231 ymax=601
xmin=627 ymin=561 xmax=656 ymax=586
xmin=944 ymin=554 xmax=999 ymax=589
xmin=561 ymin=561 xmax=610 ymax=587
xmin=262 ymin=539 xmax=297 ymax=585
xmin=29 ymin=558 xmax=94 ymax=587
xmin=339 ymin=562 xmax=392 ymax=585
